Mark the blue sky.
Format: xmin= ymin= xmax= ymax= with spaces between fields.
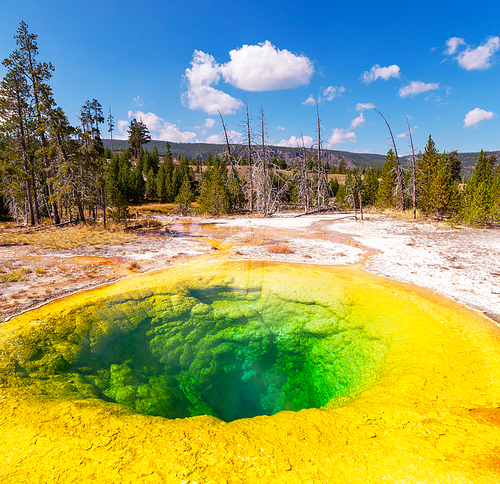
xmin=1 ymin=0 xmax=499 ymax=155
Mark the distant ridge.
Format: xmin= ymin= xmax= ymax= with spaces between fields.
xmin=102 ymin=139 xmax=498 ymax=173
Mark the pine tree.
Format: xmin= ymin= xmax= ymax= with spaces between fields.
xmin=459 ymin=150 xmax=497 ymax=225
xmin=376 ymin=149 xmax=397 ymax=208
xmin=128 ymin=118 xmax=151 ymax=159
xmin=6 ymin=21 xmax=61 ymax=223
xmin=429 ymin=153 xmax=459 ymax=218
xmin=145 ymin=168 xmax=156 ymax=200
xmin=416 ymin=135 xmax=439 ymax=216
xmin=198 ymin=166 xmax=231 ymax=215
xmin=362 ymin=167 xmax=379 ymax=206
xmin=175 ymin=174 xmax=194 ymax=215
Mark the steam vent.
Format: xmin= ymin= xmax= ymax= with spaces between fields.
xmin=1 ymin=261 xmax=500 ymax=483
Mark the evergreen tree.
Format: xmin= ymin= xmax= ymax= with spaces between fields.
xmin=150 ymin=146 xmax=160 ymax=174
xmin=362 ymin=167 xmax=379 ymax=206
xmin=446 ymin=150 xmax=462 ymax=182
xmin=429 ymin=153 xmax=459 ymax=218
xmin=376 ymin=149 xmax=397 ymax=208
xmin=175 ymin=174 xmax=194 ymax=215
xmin=145 ymin=168 xmax=156 ymax=200
xmin=416 ymin=135 xmax=439 ymax=216
xmin=198 ymin=166 xmax=231 ymax=215
xmin=106 ymin=154 xmax=129 ymax=222
xmin=458 ymin=150 xmax=497 ymax=225
xmin=128 ymin=118 xmax=151 ymax=159
xmin=329 ymin=177 xmax=339 ymax=198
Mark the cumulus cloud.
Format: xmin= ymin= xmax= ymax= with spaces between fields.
xmin=398 ymin=80 xmax=439 ymax=98
xmin=323 ymin=85 xmax=345 ymax=101
xmin=206 ymin=130 xmax=243 ymax=144
xmin=302 ymin=94 xmax=316 ymax=105
xmin=124 ymin=110 xmax=197 ymax=143
xmin=133 ymin=95 xmax=143 ymax=106
xmin=182 ymin=50 xmax=243 ymax=115
xmin=277 ymin=126 xmax=285 ymax=131
xmin=326 ymin=128 xmax=356 ymax=148
xmin=463 ymin=108 xmax=497 ymax=128
xmin=277 ymin=135 xmax=314 ymax=148
xmin=396 ymin=132 xmax=407 ymax=139
xmin=205 ymin=118 xmax=215 ymax=129
xmin=362 ymin=64 xmax=400 ymax=83
xmin=456 ymin=36 xmax=500 ymax=70
xmin=115 ymin=120 xmax=130 ymax=140
xmin=220 ymin=41 xmax=314 ymax=91
xmin=349 ymin=113 xmax=365 ymax=129
xmin=356 ymin=102 xmax=375 ymax=111
xmin=445 ymin=37 xmax=466 ymax=55
xmin=183 ymin=42 xmax=314 ymax=114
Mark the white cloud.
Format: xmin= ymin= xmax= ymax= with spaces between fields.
xmin=326 ymin=128 xmax=356 ymax=148
xmin=125 ymin=110 xmax=197 ymax=143
xmin=445 ymin=37 xmax=466 ymax=55
xmin=277 ymin=126 xmax=285 ymax=131
xmin=362 ymin=64 xmax=400 ymax=83
xmin=133 ymin=95 xmax=143 ymax=106
xmin=205 ymin=118 xmax=215 ymax=129
xmin=115 ymin=120 xmax=130 ymax=140
xmin=463 ymin=108 xmax=497 ymax=128
xmin=183 ymin=42 xmax=314 ymax=114
xmin=302 ymin=94 xmax=316 ymax=105
xmin=398 ymin=80 xmax=439 ymax=98
xmin=323 ymin=85 xmax=345 ymax=101
xmin=206 ymin=133 xmax=223 ymax=143
xmin=220 ymin=41 xmax=314 ymax=91
xmin=277 ymin=135 xmax=314 ymax=148
xmin=396 ymin=132 xmax=407 ymax=139
xmin=456 ymin=36 xmax=500 ymax=70
xmin=182 ymin=50 xmax=243 ymax=115
xmin=349 ymin=113 xmax=365 ymax=129
xmin=206 ymin=129 xmax=243 ymax=144
xmin=356 ymin=102 xmax=375 ymax=111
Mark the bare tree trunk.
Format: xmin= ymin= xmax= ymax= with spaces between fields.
xmin=375 ymin=109 xmax=405 ymax=211
xmin=244 ymin=100 xmax=254 ymax=212
xmin=405 ymin=114 xmax=417 ymax=219
xmin=218 ymin=110 xmax=236 ymax=177
xmin=315 ymin=100 xmax=327 ymax=208
xmin=260 ymin=104 xmax=268 ymax=216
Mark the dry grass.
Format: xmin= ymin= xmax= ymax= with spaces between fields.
xmin=133 ymin=203 xmax=176 ymax=213
xmin=267 ymin=244 xmax=295 ymax=254
xmin=379 ymin=208 xmax=425 ymax=221
xmin=0 ymin=267 xmax=32 ymax=283
xmin=0 ymin=224 xmax=136 ymax=249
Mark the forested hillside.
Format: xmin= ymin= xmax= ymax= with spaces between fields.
xmin=1 ymin=22 xmax=499 ymax=226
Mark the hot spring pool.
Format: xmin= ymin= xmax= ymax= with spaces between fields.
xmin=1 ymin=261 xmax=499 ymax=483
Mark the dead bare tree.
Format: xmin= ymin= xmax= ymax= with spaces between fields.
xmin=293 ymin=133 xmax=313 ymax=213
xmin=374 ymin=109 xmax=405 ymax=211
xmin=405 ymin=114 xmax=417 ymax=219
xmin=218 ymin=110 xmax=236 ymax=177
xmin=243 ymin=99 xmax=254 ymax=212
xmin=315 ymin=100 xmax=328 ymax=208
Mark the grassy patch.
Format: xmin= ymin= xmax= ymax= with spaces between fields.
xmin=0 ymin=267 xmax=32 ymax=283
xmin=0 ymin=224 xmax=137 ymax=249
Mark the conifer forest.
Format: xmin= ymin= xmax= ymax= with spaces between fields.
xmin=1 ymin=22 xmax=499 ymax=227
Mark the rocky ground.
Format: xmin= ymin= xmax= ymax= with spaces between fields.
xmin=1 ymin=213 xmax=499 ymax=324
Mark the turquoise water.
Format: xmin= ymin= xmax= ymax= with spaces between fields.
xmin=65 ymin=281 xmax=388 ymax=422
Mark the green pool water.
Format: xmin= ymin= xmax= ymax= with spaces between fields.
xmin=4 ymin=265 xmax=389 ymax=422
